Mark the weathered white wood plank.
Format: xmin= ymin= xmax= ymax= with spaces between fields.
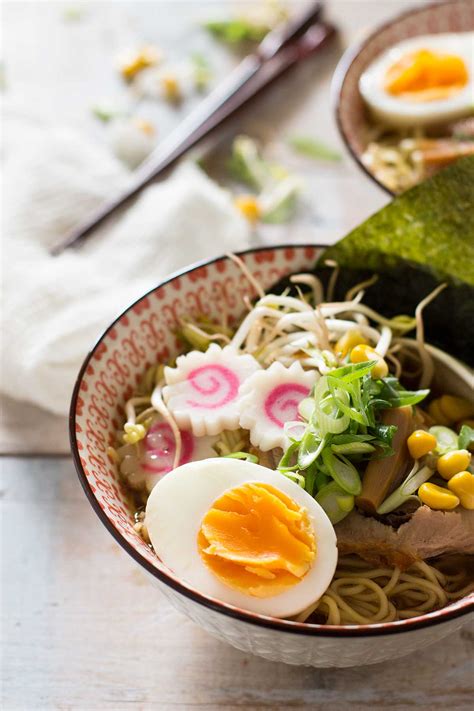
xmin=1 ymin=457 xmax=473 ymax=710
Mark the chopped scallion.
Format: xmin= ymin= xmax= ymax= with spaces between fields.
xmin=288 ymin=135 xmax=342 ymax=162
xmin=316 ymin=482 xmax=355 ymax=524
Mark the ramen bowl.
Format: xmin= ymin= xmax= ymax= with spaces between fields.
xmin=70 ymin=244 xmax=473 ymax=667
xmin=333 ymin=0 xmax=474 ymax=195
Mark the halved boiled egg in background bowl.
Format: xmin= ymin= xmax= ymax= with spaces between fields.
xmin=145 ymin=457 xmax=337 ymax=618
xmin=359 ymin=32 xmax=474 ymax=128
xmin=333 ymin=0 xmax=474 ymax=195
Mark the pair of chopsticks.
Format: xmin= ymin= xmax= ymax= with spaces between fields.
xmin=51 ymin=2 xmax=336 ymax=255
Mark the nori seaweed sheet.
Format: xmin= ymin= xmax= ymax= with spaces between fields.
xmin=270 ymin=158 xmax=474 ymax=366
xmin=320 ymin=156 xmax=474 ymax=286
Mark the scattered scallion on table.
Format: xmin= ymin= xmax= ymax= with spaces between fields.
xmin=288 ymin=135 xmax=342 ymax=162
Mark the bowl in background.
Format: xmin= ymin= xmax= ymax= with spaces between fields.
xmin=332 ymin=0 xmax=474 ymax=195
xmin=70 ymin=244 xmax=473 ymax=667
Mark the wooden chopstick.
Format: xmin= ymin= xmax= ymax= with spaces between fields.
xmin=51 ymin=3 xmax=332 ymax=255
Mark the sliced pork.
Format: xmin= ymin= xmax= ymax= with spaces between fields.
xmin=335 ymin=505 xmax=474 ymax=569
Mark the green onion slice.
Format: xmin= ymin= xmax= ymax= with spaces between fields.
xmin=376 ymin=465 xmax=433 ymax=514
xmin=298 ymin=431 xmax=326 ymax=469
xmin=331 ymin=442 xmax=376 ymax=455
xmin=313 ymin=377 xmax=350 ymax=434
xmin=429 ymin=425 xmax=460 ymax=454
xmin=315 ymin=481 xmax=354 ymax=524
xmin=322 ymin=448 xmax=362 ymax=495
xmin=458 ymin=424 xmax=474 ymax=451
xmin=298 ymin=397 xmax=315 ymax=422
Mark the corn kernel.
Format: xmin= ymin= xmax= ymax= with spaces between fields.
xmin=418 ymin=482 xmax=459 ymax=510
xmin=123 ymin=423 xmax=146 ymax=444
xmin=133 ymin=118 xmax=155 ymax=136
xmin=438 ymin=395 xmax=474 ymax=423
xmin=427 ymin=399 xmax=451 ymax=426
xmin=371 ymin=361 xmax=389 ymax=380
xmin=437 ymin=449 xmax=471 ymax=480
xmin=161 ymin=74 xmax=181 ymax=102
xmin=447 ymin=471 xmax=474 ymax=510
xmin=350 ymin=344 xmax=388 ymax=379
xmin=407 ymin=430 xmax=437 ymax=459
xmin=119 ymin=46 xmax=160 ymax=80
xmin=335 ymin=330 xmax=368 ymax=359
xmin=234 ymin=195 xmax=261 ymax=224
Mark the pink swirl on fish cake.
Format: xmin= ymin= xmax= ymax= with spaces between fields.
xmin=264 ymin=383 xmax=310 ymax=428
xmin=186 ymin=364 xmax=239 ymax=410
xmin=142 ymin=421 xmax=194 ymax=474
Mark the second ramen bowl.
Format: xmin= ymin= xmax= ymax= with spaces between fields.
xmin=70 ymin=245 xmax=473 ymax=667
xmin=333 ymin=0 xmax=474 ymax=195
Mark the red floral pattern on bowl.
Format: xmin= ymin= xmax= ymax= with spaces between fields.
xmin=71 ymin=244 xmax=473 ymax=667
xmin=333 ymin=0 xmax=474 ymax=195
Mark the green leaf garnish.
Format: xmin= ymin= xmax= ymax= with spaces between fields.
xmin=91 ymin=104 xmax=123 ymax=123
xmin=329 ymin=361 xmax=377 ymax=382
xmin=315 ymin=482 xmax=355 ymax=524
xmin=227 ymin=135 xmax=291 ymax=192
xmin=288 ymin=135 xmax=341 ymax=162
xmin=458 ymin=424 xmax=474 ymax=451
xmin=298 ymin=431 xmax=326 ymax=469
xmin=63 ymin=6 xmax=85 ymax=21
xmin=331 ymin=442 xmax=375 ymax=455
xmin=377 ymin=464 xmax=432 ymax=515
xmin=283 ymin=471 xmax=306 ymax=488
xmin=278 ymin=442 xmax=300 ymax=472
xmin=376 ymin=378 xmax=429 ymax=408
xmin=227 ymin=135 xmax=302 ymax=223
xmin=227 ymin=135 xmax=269 ymax=190
xmin=429 ymin=425 xmax=459 ymax=454
xmin=277 ymin=360 xmax=428 ymax=521
xmin=204 ymin=19 xmax=269 ymax=44
xmin=313 ymin=468 xmax=329 ymax=493
xmin=190 ymin=52 xmax=212 ymax=91
xmin=260 ymin=176 xmax=302 ymax=224
xmin=322 ymin=448 xmax=362 ymax=495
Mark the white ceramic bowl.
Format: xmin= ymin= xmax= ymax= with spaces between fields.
xmin=70 ymin=244 xmax=473 ymax=667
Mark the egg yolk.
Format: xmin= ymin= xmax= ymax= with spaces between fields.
xmin=197 ymin=482 xmax=316 ymax=598
xmin=385 ymin=49 xmax=468 ymax=100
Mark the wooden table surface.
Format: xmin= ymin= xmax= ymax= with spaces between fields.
xmin=1 ymin=1 xmax=473 ymax=709
xmin=2 ymin=457 xmax=473 ymax=710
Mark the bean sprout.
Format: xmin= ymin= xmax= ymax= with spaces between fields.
xmin=290 ymin=273 xmax=324 ymax=304
xmin=415 ymin=283 xmax=448 ymax=388
xmin=227 ymin=252 xmax=265 ymax=298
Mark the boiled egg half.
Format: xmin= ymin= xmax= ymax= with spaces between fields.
xmin=359 ymin=33 xmax=474 ymax=128
xmin=145 ymin=458 xmax=337 ymax=618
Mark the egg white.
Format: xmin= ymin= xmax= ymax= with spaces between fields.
xmin=145 ymin=458 xmax=338 ymax=618
xmin=359 ymin=33 xmax=474 ymax=128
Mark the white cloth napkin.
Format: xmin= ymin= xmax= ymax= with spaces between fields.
xmin=1 ymin=124 xmax=251 ymax=416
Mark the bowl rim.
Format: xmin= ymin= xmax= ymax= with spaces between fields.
xmin=70 ymin=243 xmax=474 ymax=638
xmin=331 ymin=0 xmax=461 ymax=198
